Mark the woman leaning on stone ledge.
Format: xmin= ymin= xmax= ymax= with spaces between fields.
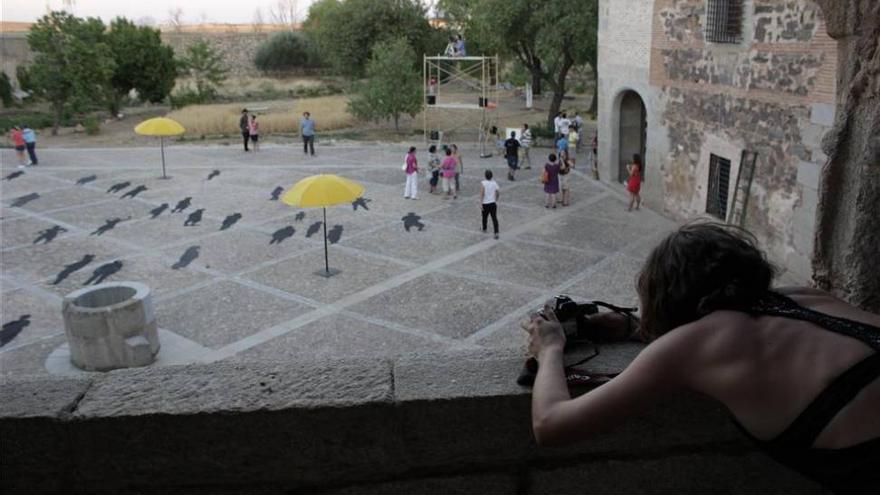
xmin=523 ymin=222 xmax=880 ymax=494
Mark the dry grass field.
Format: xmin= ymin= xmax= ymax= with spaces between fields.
xmin=166 ymin=96 xmax=353 ymax=137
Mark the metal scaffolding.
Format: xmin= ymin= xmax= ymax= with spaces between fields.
xmin=423 ymin=55 xmax=499 ymax=154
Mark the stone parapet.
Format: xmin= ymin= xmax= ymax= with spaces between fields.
xmin=0 ymin=347 xmax=822 ymax=494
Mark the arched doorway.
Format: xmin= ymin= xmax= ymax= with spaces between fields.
xmin=618 ymin=91 xmax=647 ymax=183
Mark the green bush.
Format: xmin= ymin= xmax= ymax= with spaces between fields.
xmin=531 ymin=124 xmax=556 ymax=139
xmin=169 ymin=87 xmax=212 ymax=109
xmin=0 ymin=112 xmax=65 ymax=133
xmin=254 ymin=31 xmax=322 ymax=73
xmin=0 ymin=72 xmax=13 ymax=107
xmin=15 ymin=65 xmax=33 ymax=93
xmin=83 ymin=116 xmax=100 ymax=135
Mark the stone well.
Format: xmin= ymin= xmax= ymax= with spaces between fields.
xmin=62 ymin=282 xmax=160 ymax=371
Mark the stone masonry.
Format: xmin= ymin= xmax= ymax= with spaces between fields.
xmin=598 ymin=0 xmax=838 ymax=281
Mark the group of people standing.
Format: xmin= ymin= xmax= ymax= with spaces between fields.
xmin=8 ymin=125 xmax=39 ymax=167
xmin=403 ymin=143 xmax=464 ymax=200
xmin=237 ymin=109 xmax=316 ymax=156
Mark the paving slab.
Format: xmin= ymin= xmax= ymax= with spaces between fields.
xmin=43 ymin=253 xmax=216 ymax=300
xmin=0 ymin=288 xmax=64 ymax=349
xmin=103 ymin=212 xmax=223 ymax=249
xmin=245 ymin=247 xmax=413 ymax=303
xmin=1 ymin=216 xmax=72 ymax=249
xmin=46 ymin=198 xmax=160 ymax=229
xmin=3 ymin=185 xmax=109 ymax=213
xmin=342 ymin=222 xmax=485 ymax=264
xmin=156 ymin=280 xmax=314 ymax=349
xmin=454 ymin=239 xmax=605 ymax=290
xmin=0 ymin=335 xmax=66 ymax=377
xmin=170 ymin=224 xmax=316 ymax=274
xmin=231 ymin=313 xmax=445 ymax=362
xmin=350 ymin=272 xmax=541 ymax=340
xmin=421 ymin=199 xmax=546 ymax=232
xmin=0 ymin=173 xmax=71 ymax=197
xmin=563 ymin=253 xmax=645 ymax=308
xmin=517 ymin=210 xmax=651 ymax=254
xmin=0 ymin=234 xmax=133 ymax=284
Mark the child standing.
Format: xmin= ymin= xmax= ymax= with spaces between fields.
xmin=428 ymin=145 xmax=441 ymax=194
xmin=10 ymin=126 xmax=26 ymax=167
xmin=249 ymin=115 xmax=260 ymax=152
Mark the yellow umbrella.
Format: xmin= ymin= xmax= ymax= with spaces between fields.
xmin=134 ymin=117 xmax=186 ymax=179
xmin=282 ymin=175 xmax=365 ymax=277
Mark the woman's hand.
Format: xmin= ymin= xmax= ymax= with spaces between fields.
xmin=522 ymin=305 xmax=566 ymax=359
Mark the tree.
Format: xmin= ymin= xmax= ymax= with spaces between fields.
xmin=178 ymin=40 xmax=227 ymax=101
xmin=0 ymin=72 xmax=12 ymax=107
xmin=304 ymin=0 xmax=439 ymax=77
xmin=441 ymin=0 xmax=599 ymax=126
xmin=254 ymin=31 xmax=321 ymax=73
xmin=348 ymin=37 xmax=422 ymax=131
xmin=269 ymin=0 xmax=299 ymax=27
xmin=26 ymin=11 xmax=115 ymax=135
xmin=252 ymin=8 xmax=265 ymax=32
xmin=167 ymin=8 xmax=185 ymax=32
xmin=106 ymin=18 xmax=177 ymax=114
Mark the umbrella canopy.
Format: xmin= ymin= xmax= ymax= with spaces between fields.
xmin=282 ymin=174 xmax=365 ymax=208
xmin=134 ymin=117 xmax=185 ymax=136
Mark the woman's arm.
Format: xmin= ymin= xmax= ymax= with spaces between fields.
xmin=524 ymin=309 xmax=686 ymax=446
xmin=479 ymin=184 xmax=485 ymax=205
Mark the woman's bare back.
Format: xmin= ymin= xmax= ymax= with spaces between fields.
xmin=681 ymin=288 xmax=880 ymax=448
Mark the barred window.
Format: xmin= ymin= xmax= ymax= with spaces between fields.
xmin=706 ymin=154 xmax=731 ymax=219
xmin=706 ymin=0 xmax=743 ymax=43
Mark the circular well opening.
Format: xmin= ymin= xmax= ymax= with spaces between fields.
xmin=74 ymin=286 xmax=137 ymax=309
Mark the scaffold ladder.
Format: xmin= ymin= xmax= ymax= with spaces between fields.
xmin=727 ymin=150 xmax=758 ymax=227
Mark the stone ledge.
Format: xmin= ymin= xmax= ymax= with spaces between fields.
xmin=0 ymin=347 xmax=819 ymax=494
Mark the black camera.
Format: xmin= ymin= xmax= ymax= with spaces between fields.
xmin=518 ymin=295 xmax=638 ymax=386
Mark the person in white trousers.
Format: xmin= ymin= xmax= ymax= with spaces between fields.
xmin=404 ymin=146 xmax=419 ymax=200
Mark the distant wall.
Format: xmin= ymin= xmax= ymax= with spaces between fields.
xmin=0 ymin=30 xmax=276 ymax=87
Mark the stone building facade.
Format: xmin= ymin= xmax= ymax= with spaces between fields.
xmin=597 ymin=0 xmax=838 ymax=281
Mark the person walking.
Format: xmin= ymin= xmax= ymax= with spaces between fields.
xmin=404 ymin=146 xmax=419 ymax=200
xmin=428 ymin=144 xmax=441 ymax=194
xmin=520 ymin=123 xmax=532 ymax=169
xmin=543 ymin=153 xmax=561 ymax=209
xmin=480 ymin=169 xmax=500 ymax=239
xmin=627 ymin=153 xmax=643 ymax=211
xmin=553 ymin=112 xmax=563 ymax=141
xmin=559 ymin=112 xmax=571 ymax=142
xmin=239 ymin=109 xmax=250 ymax=152
xmin=10 ymin=126 xmax=26 ymax=167
xmin=591 ymin=133 xmax=599 ymax=180
xmin=248 ymin=114 xmax=260 ymax=152
xmin=452 ymin=144 xmax=464 ymax=192
xmin=441 ymin=147 xmax=457 ymax=199
xmin=22 ymin=124 xmax=38 ymax=166
xmin=555 ymin=134 xmax=569 ymax=164
xmin=567 ymin=124 xmax=579 ymax=167
xmin=504 ymin=131 xmax=521 ymax=181
xmin=300 ymin=111 xmax=316 ymax=156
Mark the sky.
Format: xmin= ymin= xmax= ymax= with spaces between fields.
xmin=1 ymin=0 xmax=317 ymax=24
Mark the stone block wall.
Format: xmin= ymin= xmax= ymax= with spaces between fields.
xmin=0 ymin=349 xmax=823 ymax=494
xmin=644 ymin=0 xmax=837 ymax=281
xmin=160 ymin=32 xmax=273 ymax=77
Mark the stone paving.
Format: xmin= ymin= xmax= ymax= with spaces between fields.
xmin=0 ymin=142 xmax=676 ymax=377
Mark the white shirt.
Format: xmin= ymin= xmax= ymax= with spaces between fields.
xmin=481 ymin=179 xmax=499 ymax=204
xmin=553 ymin=116 xmax=562 ymax=133
xmin=559 ymin=118 xmax=571 ymax=135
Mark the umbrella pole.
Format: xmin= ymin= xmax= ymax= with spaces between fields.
xmin=323 ymin=207 xmax=329 ymax=274
xmin=160 ymin=136 xmax=167 ymax=179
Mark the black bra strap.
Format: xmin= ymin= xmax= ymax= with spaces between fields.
xmin=770 ymin=352 xmax=880 ymax=449
xmin=750 ymin=292 xmax=880 ymax=350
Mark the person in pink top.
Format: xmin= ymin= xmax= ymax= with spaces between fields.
xmin=248 ymin=115 xmax=260 ymax=152
xmin=404 ymin=146 xmax=419 ymax=199
xmin=10 ymin=126 xmax=26 ymax=166
xmin=441 ymin=147 xmax=457 ymax=200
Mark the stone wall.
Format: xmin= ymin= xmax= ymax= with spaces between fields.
xmin=596 ymin=0 xmax=838 ymax=281
xmin=0 ymin=31 xmax=274 ymax=86
xmin=160 ymin=32 xmax=273 ymax=76
xmin=646 ymin=0 xmax=837 ymax=280
xmin=0 ymin=348 xmax=823 ymax=494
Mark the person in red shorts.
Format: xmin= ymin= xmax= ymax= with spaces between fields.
xmin=626 ymin=153 xmax=642 ymax=211
xmin=9 ymin=126 xmax=26 ymax=167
